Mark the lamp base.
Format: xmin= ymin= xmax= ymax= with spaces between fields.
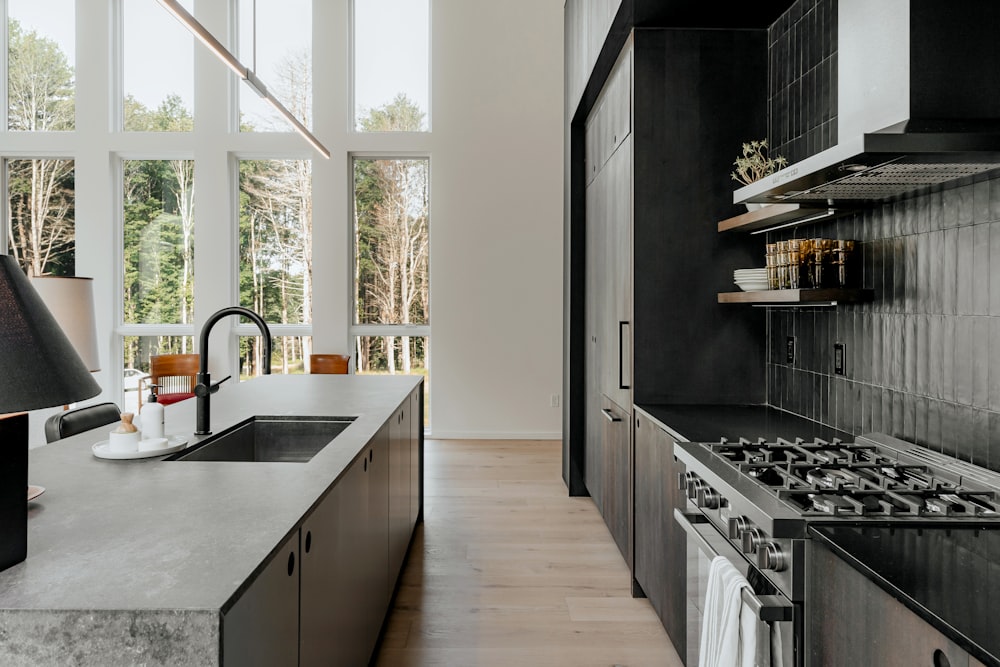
xmin=0 ymin=412 xmax=28 ymax=571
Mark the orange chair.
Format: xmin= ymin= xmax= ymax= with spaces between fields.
xmin=139 ymin=353 xmax=200 ymax=411
xmin=310 ymin=354 xmax=351 ymax=375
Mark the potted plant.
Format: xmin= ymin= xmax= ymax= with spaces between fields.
xmin=731 ymin=139 xmax=787 ymax=210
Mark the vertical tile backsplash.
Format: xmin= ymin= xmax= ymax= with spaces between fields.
xmin=768 ymin=0 xmax=837 ymax=165
xmin=766 ymin=174 xmax=1000 ymax=471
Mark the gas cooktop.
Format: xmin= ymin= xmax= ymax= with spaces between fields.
xmin=682 ymin=432 xmax=1000 ymax=523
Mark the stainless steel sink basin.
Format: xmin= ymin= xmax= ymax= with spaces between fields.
xmin=167 ymin=416 xmax=356 ymax=463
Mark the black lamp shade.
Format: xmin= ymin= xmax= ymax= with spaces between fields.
xmin=0 ymin=255 xmax=101 ymax=412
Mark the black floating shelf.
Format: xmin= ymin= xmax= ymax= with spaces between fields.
xmin=718 ymin=289 xmax=874 ymax=306
xmin=718 ymin=204 xmax=856 ymax=234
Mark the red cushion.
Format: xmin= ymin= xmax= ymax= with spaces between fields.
xmin=155 ymin=392 xmax=194 ymax=406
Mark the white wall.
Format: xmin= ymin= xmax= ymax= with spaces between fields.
xmin=23 ymin=0 xmax=564 ymax=444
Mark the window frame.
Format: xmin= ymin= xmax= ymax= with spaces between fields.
xmin=232 ymin=151 xmax=315 ymax=376
xmin=349 ymin=0 xmax=432 ymax=133
xmin=349 ymin=152 xmax=431 ymax=383
xmin=115 ymin=153 xmax=198 ymax=410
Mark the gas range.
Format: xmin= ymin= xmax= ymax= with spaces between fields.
xmin=673 ymin=432 xmax=1000 ymax=603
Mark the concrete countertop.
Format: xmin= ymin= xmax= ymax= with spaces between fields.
xmin=0 ymin=374 xmax=420 ymax=666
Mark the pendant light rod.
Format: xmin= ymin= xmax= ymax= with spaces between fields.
xmin=155 ymin=0 xmax=331 ymax=159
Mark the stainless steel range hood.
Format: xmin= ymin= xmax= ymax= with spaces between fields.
xmin=735 ymin=0 xmax=1000 ymax=206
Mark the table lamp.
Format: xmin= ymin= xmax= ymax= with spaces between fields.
xmin=0 ymin=255 xmax=101 ymax=572
xmin=29 ymin=275 xmax=100 ymax=372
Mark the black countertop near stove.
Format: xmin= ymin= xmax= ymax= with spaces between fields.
xmin=810 ymin=524 xmax=1000 ymax=667
xmin=634 ymin=404 xmax=852 ymax=443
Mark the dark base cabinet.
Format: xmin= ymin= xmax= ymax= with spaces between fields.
xmin=633 ymin=409 xmax=686 ymax=656
xmin=602 ymin=397 xmax=631 ymax=564
xmin=224 ymin=384 xmax=423 ymax=666
xmin=807 ymin=543 xmax=973 ymax=667
xmin=222 ymin=532 xmax=300 ymax=666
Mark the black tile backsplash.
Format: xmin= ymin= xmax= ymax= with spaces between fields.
xmin=768 ymin=0 xmax=837 ymax=166
xmin=766 ymin=173 xmax=1000 ymax=471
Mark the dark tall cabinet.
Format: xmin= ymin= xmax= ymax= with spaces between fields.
xmin=569 ymin=24 xmax=770 ymax=653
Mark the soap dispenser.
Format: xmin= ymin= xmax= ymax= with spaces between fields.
xmin=143 ymin=384 xmax=165 ymax=439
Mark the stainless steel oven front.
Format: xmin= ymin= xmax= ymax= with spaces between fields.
xmin=674 ymin=508 xmax=798 ymax=667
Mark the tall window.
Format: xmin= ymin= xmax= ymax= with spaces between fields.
xmin=122 ymin=0 xmax=193 ymax=132
xmin=352 ymin=156 xmax=429 ymax=423
xmin=237 ymin=0 xmax=312 ymax=132
xmin=239 ymin=158 xmax=312 ymax=377
xmin=352 ymin=0 xmax=430 ymax=132
xmin=120 ymin=158 xmax=195 ymax=411
xmin=7 ymin=0 xmax=75 ymax=132
xmin=6 ymin=158 xmax=75 ymax=275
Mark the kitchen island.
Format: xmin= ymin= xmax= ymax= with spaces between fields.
xmin=0 ymin=374 xmax=423 ymax=666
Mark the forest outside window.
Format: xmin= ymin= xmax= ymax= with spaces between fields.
xmin=7 ymin=0 xmax=75 ymax=132
xmin=352 ymin=0 xmax=429 ymax=132
xmin=6 ymin=158 xmax=75 ymax=276
xmin=238 ymin=158 xmax=313 ymax=377
xmin=122 ymin=0 xmax=193 ymax=132
xmin=236 ymin=0 xmax=312 ymax=133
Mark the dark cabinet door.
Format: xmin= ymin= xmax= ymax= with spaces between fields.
xmin=600 ymin=396 xmax=631 ymax=564
xmin=584 ymin=175 xmax=605 ymax=511
xmin=409 ymin=387 xmax=422 ymax=528
xmin=368 ymin=425 xmax=391 ymax=621
xmin=601 ymin=134 xmax=632 ymax=410
xmin=222 ymin=531 xmax=299 ymax=666
xmin=389 ymin=401 xmax=411 ymax=589
xmin=633 ymin=409 xmax=685 ymax=656
xmin=300 ymin=484 xmax=344 ymax=666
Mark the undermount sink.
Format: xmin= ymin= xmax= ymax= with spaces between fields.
xmin=167 ymin=416 xmax=356 ymax=463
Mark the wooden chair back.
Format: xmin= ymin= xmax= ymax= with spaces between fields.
xmin=310 ymin=353 xmax=351 ymax=375
xmin=139 ymin=353 xmax=200 ymax=411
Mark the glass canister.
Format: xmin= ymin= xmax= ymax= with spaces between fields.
xmin=776 ymin=240 xmax=790 ymax=289
xmin=809 ymin=238 xmax=831 ymax=288
xmin=765 ymin=243 xmax=780 ymax=290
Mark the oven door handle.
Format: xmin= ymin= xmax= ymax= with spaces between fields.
xmin=673 ymin=508 xmax=793 ymax=624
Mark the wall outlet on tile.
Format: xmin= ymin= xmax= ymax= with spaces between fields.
xmin=550 ymin=394 xmax=560 ymax=408
xmin=834 ymin=342 xmax=845 ymax=375
xmin=786 ymin=336 xmax=796 ymax=364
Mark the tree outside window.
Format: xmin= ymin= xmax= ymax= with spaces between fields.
xmin=239 ymin=159 xmax=313 ymax=376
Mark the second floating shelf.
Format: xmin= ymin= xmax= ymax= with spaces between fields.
xmin=718 ymin=204 xmax=855 ymax=234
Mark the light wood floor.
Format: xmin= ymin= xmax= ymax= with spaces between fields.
xmin=372 ymin=439 xmax=683 ymax=667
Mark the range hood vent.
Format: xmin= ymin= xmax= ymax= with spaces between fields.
xmin=735 ymin=0 xmax=1000 ymax=206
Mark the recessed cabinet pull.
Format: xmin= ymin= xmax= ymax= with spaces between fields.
xmin=601 ymin=408 xmax=622 ymax=423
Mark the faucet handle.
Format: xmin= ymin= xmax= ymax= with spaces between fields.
xmin=210 ymin=375 xmax=232 ymax=394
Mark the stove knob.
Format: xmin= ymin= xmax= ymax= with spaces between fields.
xmin=742 ymin=528 xmax=765 ymax=554
xmin=678 ymin=472 xmax=695 ymax=492
xmin=696 ymin=486 xmax=720 ymax=510
xmin=688 ymin=478 xmax=707 ymax=501
xmin=728 ymin=516 xmax=751 ymax=540
xmin=758 ymin=542 xmax=787 ymax=572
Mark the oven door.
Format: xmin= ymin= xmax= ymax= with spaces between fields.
xmin=674 ymin=508 xmax=797 ymax=667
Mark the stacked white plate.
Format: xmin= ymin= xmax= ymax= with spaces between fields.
xmin=733 ymin=268 xmax=769 ymax=292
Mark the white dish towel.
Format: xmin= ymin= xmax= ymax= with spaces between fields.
xmin=699 ymin=555 xmax=757 ymax=667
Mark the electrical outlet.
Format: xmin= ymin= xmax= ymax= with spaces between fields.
xmin=786 ymin=336 xmax=796 ymax=364
xmin=550 ymin=394 xmax=560 ymax=408
xmin=834 ymin=343 xmax=845 ymax=376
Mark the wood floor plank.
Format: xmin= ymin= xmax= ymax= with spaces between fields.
xmin=373 ymin=439 xmax=682 ymax=667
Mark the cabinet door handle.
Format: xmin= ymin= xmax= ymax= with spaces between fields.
xmin=601 ymin=408 xmax=622 ymax=423
xmin=287 ymin=551 xmax=296 ymax=577
xmin=619 ymin=321 xmax=631 ymax=390
xmin=304 ymin=530 xmax=312 ymax=554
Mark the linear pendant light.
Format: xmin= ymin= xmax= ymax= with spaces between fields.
xmin=155 ymin=0 xmax=331 ymax=159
